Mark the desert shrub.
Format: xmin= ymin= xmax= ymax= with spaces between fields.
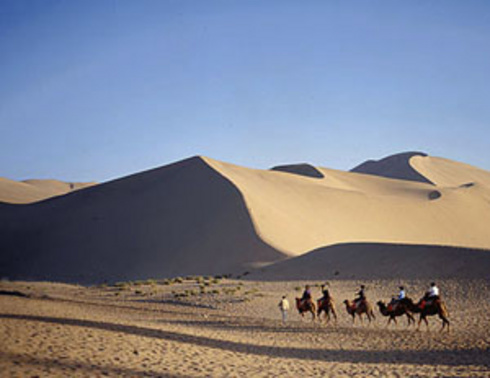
xmin=212 ymin=278 xmax=221 ymax=284
xmin=135 ymin=290 xmax=143 ymax=295
xmin=163 ymin=279 xmax=171 ymax=285
xmin=173 ymin=277 xmax=183 ymax=284
xmin=294 ymin=286 xmax=301 ymax=291
xmin=211 ymin=289 xmax=220 ymax=295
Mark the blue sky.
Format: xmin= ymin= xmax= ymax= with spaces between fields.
xmin=1 ymin=0 xmax=489 ymax=182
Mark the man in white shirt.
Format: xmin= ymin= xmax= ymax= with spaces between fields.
xmin=278 ymin=295 xmax=290 ymax=323
xmin=428 ymin=282 xmax=439 ymax=298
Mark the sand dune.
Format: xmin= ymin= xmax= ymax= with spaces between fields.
xmin=0 ymin=177 xmax=95 ymax=204
xmin=1 ymin=152 xmax=489 ymax=283
xmin=0 ymin=157 xmax=282 ymax=283
xmin=205 ymin=154 xmax=490 ymax=255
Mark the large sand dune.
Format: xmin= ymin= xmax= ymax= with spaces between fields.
xmin=0 ymin=157 xmax=283 ymax=283
xmin=1 ymin=152 xmax=489 ymax=283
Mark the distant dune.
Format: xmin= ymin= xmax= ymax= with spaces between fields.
xmin=0 ymin=178 xmax=95 ymax=204
xmin=1 ymin=152 xmax=489 ymax=283
xmin=351 ymin=151 xmax=433 ymax=184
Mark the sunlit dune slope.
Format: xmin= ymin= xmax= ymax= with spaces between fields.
xmin=205 ymin=154 xmax=490 ymax=255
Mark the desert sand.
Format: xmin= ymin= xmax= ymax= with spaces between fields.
xmin=1 ymin=152 xmax=489 ymax=283
xmin=1 ymin=278 xmax=489 ymax=377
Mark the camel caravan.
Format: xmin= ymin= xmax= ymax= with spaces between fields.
xmin=292 ymin=282 xmax=450 ymax=331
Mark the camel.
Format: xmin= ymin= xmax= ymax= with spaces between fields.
xmin=295 ymin=298 xmax=316 ymax=320
xmin=376 ymin=300 xmax=415 ymax=327
xmin=406 ymin=297 xmax=450 ymax=331
xmin=317 ymin=297 xmax=337 ymax=323
xmin=343 ymin=299 xmax=375 ymax=324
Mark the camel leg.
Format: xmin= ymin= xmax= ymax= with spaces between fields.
xmin=393 ymin=316 xmax=397 ymax=326
xmin=439 ymin=315 xmax=450 ymax=332
xmin=332 ymin=308 xmax=338 ymax=321
xmin=407 ymin=313 xmax=415 ymax=326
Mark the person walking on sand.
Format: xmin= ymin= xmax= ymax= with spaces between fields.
xmin=278 ymin=295 xmax=290 ymax=323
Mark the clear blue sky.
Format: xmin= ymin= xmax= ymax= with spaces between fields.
xmin=1 ymin=0 xmax=489 ymax=182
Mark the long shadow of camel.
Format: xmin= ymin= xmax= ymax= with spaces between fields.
xmin=1 ymin=314 xmax=488 ymax=367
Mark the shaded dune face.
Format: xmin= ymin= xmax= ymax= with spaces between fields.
xmin=351 ymin=152 xmax=433 ymax=184
xmin=270 ymin=164 xmax=324 ymax=178
xmin=251 ymin=243 xmax=490 ymax=281
xmin=0 ymin=157 xmax=285 ymax=284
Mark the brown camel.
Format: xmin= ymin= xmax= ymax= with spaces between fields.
xmin=343 ymin=299 xmax=375 ymax=324
xmin=406 ymin=297 xmax=450 ymax=331
xmin=295 ymin=298 xmax=316 ymax=320
xmin=317 ymin=297 xmax=337 ymax=323
xmin=376 ymin=300 xmax=415 ymax=327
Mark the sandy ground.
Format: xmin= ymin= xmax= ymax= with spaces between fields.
xmin=1 ymin=278 xmax=489 ymax=377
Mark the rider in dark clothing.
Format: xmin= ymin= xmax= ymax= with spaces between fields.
xmin=354 ymin=285 xmax=366 ymax=307
xmin=301 ymin=285 xmax=312 ymax=304
xmin=320 ymin=284 xmax=331 ymax=301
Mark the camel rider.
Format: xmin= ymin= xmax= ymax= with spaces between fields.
xmin=420 ymin=282 xmax=440 ymax=309
xmin=301 ymin=285 xmax=312 ymax=306
xmin=354 ymin=285 xmax=366 ymax=308
xmin=425 ymin=282 xmax=440 ymax=302
xmin=388 ymin=286 xmax=406 ymax=311
xmin=398 ymin=286 xmax=406 ymax=300
xmin=320 ymin=284 xmax=331 ymax=305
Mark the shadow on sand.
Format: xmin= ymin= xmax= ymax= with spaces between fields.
xmin=1 ymin=313 xmax=488 ymax=367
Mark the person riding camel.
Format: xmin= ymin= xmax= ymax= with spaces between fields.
xmin=319 ymin=284 xmax=332 ymax=306
xmin=301 ymin=285 xmax=312 ymax=307
xmin=353 ymin=284 xmax=366 ymax=309
xmin=420 ymin=282 xmax=440 ymax=309
xmin=320 ymin=284 xmax=331 ymax=301
xmin=388 ymin=286 xmax=406 ymax=312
